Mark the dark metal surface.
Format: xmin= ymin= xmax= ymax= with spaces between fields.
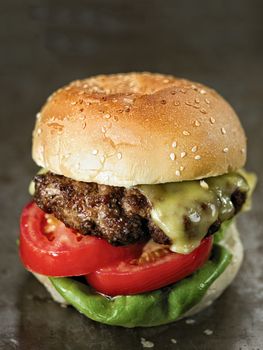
xmin=0 ymin=1 xmax=262 ymax=349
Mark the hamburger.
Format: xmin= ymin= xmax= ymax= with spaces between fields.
xmin=19 ymin=72 xmax=256 ymax=327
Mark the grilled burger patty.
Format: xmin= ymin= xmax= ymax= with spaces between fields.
xmin=34 ymin=172 xmax=168 ymax=245
xmin=34 ymin=172 xmax=246 ymax=246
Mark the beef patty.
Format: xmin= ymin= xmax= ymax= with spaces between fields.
xmin=34 ymin=172 xmax=246 ymax=246
xmin=34 ymin=172 xmax=169 ymax=245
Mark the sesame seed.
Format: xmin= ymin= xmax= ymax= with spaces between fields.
xmin=223 ymin=147 xmax=229 ymax=153
xmin=117 ymin=152 xmax=122 ymax=159
xmin=104 ymin=113 xmax=111 ymax=119
xmin=210 ymin=117 xmax=215 ymax=124
xmin=36 ymin=113 xmax=41 ymax=119
xmin=205 ymin=98 xmax=210 ymax=104
xmin=195 ymin=120 xmax=200 ymax=127
xmin=195 ymin=98 xmax=200 ymax=103
xmin=101 ymin=126 xmax=106 ymax=133
xmin=200 ymin=180 xmax=209 ymax=189
xmin=183 ymin=130 xmax=190 ymax=136
xmin=171 ymin=339 xmax=177 ymax=344
xmin=172 ymin=141 xmax=177 ymax=148
xmin=92 ymin=149 xmax=98 ymax=155
xmin=174 ymin=101 xmax=180 ymax=106
xmin=123 ymin=97 xmax=133 ymax=104
xmin=200 ymin=108 xmax=207 ymax=114
xmin=200 ymin=89 xmax=207 ymax=95
xmin=180 ymin=88 xmax=186 ymax=94
xmin=37 ymin=128 xmax=42 ymax=135
xmin=191 ymin=145 xmax=197 ymax=152
xmin=175 ymin=170 xmax=181 ymax=176
xmin=241 ymin=148 xmax=245 ymax=154
xmin=191 ymin=84 xmax=198 ymax=91
xmin=71 ymin=101 xmax=77 ymax=105
xmin=204 ymin=329 xmax=213 ymax=336
xmin=185 ymin=101 xmax=192 ymax=106
xmin=179 ymin=166 xmax=184 ymax=171
xmin=180 ymin=151 xmax=186 ymax=158
xmin=221 ymin=127 xmax=226 ymax=134
xmin=195 ymin=155 xmax=201 ymax=160
xmin=170 ymin=152 xmax=176 ymax=161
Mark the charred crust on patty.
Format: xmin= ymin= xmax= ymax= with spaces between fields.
xmin=207 ymin=219 xmax=221 ymax=236
xmin=231 ymin=189 xmax=247 ymax=214
xmin=34 ymin=172 xmax=150 ymax=245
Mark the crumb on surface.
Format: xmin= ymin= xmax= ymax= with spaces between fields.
xmin=185 ymin=318 xmax=196 ymax=325
xmin=141 ymin=337 xmax=154 ymax=348
xmin=10 ymin=339 xmax=19 ymax=345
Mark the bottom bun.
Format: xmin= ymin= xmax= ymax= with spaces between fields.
xmin=183 ymin=222 xmax=243 ymax=318
xmin=32 ymin=222 xmax=243 ymax=322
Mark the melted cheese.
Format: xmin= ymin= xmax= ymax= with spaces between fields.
xmin=138 ymin=171 xmax=254 ymax=254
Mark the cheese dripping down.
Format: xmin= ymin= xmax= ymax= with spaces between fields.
xmin=138 ymin=170 xmax=255 ymax=254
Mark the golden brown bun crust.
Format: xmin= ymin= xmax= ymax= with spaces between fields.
xmin=32 ymin=72 xmax=246 ymax=186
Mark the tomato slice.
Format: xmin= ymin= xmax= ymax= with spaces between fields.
xmin=19 ymin=202 xmax=143 ymax=277
xmin=86 ymin=236 xmax=213 ymax=296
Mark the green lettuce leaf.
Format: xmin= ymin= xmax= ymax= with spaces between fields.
xmin=213 ymin=219 xmax=233 ymax=244
xmin=50 ymin=244 xmax=231 ymax=327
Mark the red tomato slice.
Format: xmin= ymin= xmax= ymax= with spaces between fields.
xmin=86 ymin=236 xmax=213 ymax=296
xmin=19 ymin=202 xmax=143 ymax=277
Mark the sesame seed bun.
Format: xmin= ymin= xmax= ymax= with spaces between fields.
xmin=32 ymin=72 xmax=246 ymax=186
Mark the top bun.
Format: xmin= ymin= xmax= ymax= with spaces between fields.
xmin=32 ymin=72 xmax=246 ymax=187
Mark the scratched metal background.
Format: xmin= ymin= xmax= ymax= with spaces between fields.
xmin=0 ymin=1 xmax=262 ymax=349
